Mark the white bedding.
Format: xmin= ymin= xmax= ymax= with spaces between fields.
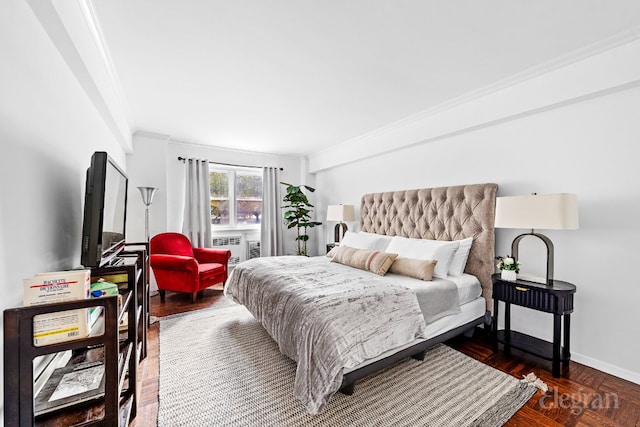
xmin=328 ymin=254 xmax=485 ymax=374
xmin=446 ymin=273 xmax=483 ymax=304
xmin=318 ymin=256 xmax=482 ymax=307
xmin=225 ymin=256 xmax=431 ymax=414
xmin=227 ymin=256 xmax=485 ymax=412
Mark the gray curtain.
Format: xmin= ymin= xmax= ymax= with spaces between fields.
xmin=182 ymin=158 xmax=212 ymax=248
xmin=260 ymin=167 xmax=284 ymax=256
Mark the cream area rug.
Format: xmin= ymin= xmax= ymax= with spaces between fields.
xmin=158 ymin=304 xmax=537 ymax=426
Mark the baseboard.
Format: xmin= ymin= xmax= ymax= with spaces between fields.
xmin=572 ymin=352 xmax=640 ymax=385
xmin=473 ymin=325 xmax=640 ymax=385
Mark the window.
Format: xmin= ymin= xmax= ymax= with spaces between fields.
xmin=209 ymin=165 xmax=262 ymax=228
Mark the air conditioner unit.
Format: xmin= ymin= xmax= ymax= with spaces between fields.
xmin=248 ymin=241 xmax=261 ymax=260
xmin=212 ymin=236 xmax=241 ymax=247
xmin=212 ymin=235 xmax=243 ymax=267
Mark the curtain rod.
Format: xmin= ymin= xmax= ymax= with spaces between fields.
xmin=177 ymin=156 xmax=283 ymax=171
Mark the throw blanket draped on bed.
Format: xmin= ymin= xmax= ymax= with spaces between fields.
xmin=225 ymin=256 xmax=428 ymax=414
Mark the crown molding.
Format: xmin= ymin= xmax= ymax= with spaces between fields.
xmin=133 ymin=130 xmax=172 ymax=142
xmin=309 ymin=26 xmax=640 ymax=172
xmin=79 ymin=0 xmax=134 ymax=130
xmin=25 ymin=0 xmax=133 ymax=152
xmin=134 ymin=130 xmax=303 ymax=162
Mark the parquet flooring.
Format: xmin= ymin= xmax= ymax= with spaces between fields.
xmin=131 ymin=285 xmax=640 ymax=426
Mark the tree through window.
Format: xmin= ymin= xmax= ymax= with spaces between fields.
xmin=210 ymin=165 xmax=262 ymax=227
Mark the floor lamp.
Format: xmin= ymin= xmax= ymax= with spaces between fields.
xmin=138 ymin=187 xmax=158 ymax=243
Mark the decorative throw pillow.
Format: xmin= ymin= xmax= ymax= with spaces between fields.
xmin=448 ymin=237 xmax=474 ymax=277
xmin=330 ymin=245 xmax=398 ymax=276
xmin=385 ymin=236 xmax=460 ymax=279
xmin=327 ymin=245 xmax=340 ymax=258
xmin=389 ymin=257 xmax=438 ymax=281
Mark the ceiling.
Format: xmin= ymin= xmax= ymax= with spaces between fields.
xmin=90 ymin=0 xmax=640 ymax=156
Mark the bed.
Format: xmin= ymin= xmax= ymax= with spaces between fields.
xmin=225 ymin=182 xmax=498 ymax=414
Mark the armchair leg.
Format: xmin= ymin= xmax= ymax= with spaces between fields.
xmin=191 ymin=292 xmax=198 ymax=303
xmin=159 ymin=290 xmax=165 ymax=302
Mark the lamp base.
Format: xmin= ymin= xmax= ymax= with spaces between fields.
xmin=334 ymin=223 xmax=348 ymax=243
xmin=511 ymin=232 xmax=554 ymax=286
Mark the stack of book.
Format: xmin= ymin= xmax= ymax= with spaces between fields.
xmin=23 ymin=270 xmax=92 ymax=346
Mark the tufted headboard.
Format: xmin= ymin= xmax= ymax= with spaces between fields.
xmin=360 ymin=183 xmax=498 ymax=310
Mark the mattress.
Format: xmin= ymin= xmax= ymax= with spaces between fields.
xmin=446 ymin=273 xmax=483 ymax=305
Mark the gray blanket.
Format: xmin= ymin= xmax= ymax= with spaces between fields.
xmin=225 ymin=256 xmax=429 ymax=414
xmin=385 ymin=273 xmax=462 ymax=323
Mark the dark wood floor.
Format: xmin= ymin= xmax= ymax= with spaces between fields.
xmin=132 ymin=286 xmax=640 ymax=427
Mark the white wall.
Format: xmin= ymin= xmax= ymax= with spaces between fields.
xmin=3 ymin=2 xmax=638 ymax=421
xmin=126 ymin=133 xmax=313 ymax=257
xmin=313 ymin=47 xmax=640 ymax=384
xmin=125 ymin=134 xmax=169 ymax=244
xmin=0 ymin=0 xmax=128 ymax=420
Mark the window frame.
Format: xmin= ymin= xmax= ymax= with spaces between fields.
xmin=209 ymin=164 xmax=263 ymax=230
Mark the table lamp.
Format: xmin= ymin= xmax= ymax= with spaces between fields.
xmin=494 ymin=193 xmax=578 ymax=285
xmin=326 ymin=204 xmax=355 ymax=243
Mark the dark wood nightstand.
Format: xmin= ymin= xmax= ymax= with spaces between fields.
xmin=492 ymin=274 xmax=576 ymax=377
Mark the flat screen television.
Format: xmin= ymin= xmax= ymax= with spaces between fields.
xmin=81 ymin=151 xmax=128 ymax=268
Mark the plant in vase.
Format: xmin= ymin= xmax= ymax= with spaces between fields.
xmin=496 ymin=255 xmax=520 ymax=281
xmin=281 ymin=182 xmax=322 ymax=256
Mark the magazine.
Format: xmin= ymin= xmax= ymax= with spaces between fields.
xmin=34 ymin=359 xmax=105 ymax=416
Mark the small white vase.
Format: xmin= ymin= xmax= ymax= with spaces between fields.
xmin=501 ymin=269 xmax=517 ymax=282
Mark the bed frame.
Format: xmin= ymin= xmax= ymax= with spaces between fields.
xmin=339 ymin=182 xmax=498 ymax=394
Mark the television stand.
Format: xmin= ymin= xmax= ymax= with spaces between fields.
xmin=3 ymin=250 xmax=150 ymax=426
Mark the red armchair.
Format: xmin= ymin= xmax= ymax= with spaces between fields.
xmin=150 ymin=232 xmax=231 ymax=302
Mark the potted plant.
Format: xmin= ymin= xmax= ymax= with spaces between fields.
xmin=281 ymin=182 xmax=322 ymax=256
xmin=496 ymin=255 xmax=520 ymax=282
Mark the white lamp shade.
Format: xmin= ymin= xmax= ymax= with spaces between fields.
xmin=495 ymin=193 xmax=579 ymax=230
xmin=326 ymin=204 xmax=355 ymax=222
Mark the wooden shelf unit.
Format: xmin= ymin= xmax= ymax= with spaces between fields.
xmin=90 ymin=254 xmax=144 ymax=420
xmin=3 ymin=250 xmax=149 ymax=426
xmin=3 ymin=296 xmax=121 ymax=426
xmin=122 ymin=242 xmax=149 ymax=359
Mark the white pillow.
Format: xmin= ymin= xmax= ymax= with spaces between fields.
xmin=385 ymin=236 xmax=460 ymax=279
xmin=340 ymin=231 xmax=392 ymax=252
xmin=448 ymin=237 xmax=473 ymax=277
